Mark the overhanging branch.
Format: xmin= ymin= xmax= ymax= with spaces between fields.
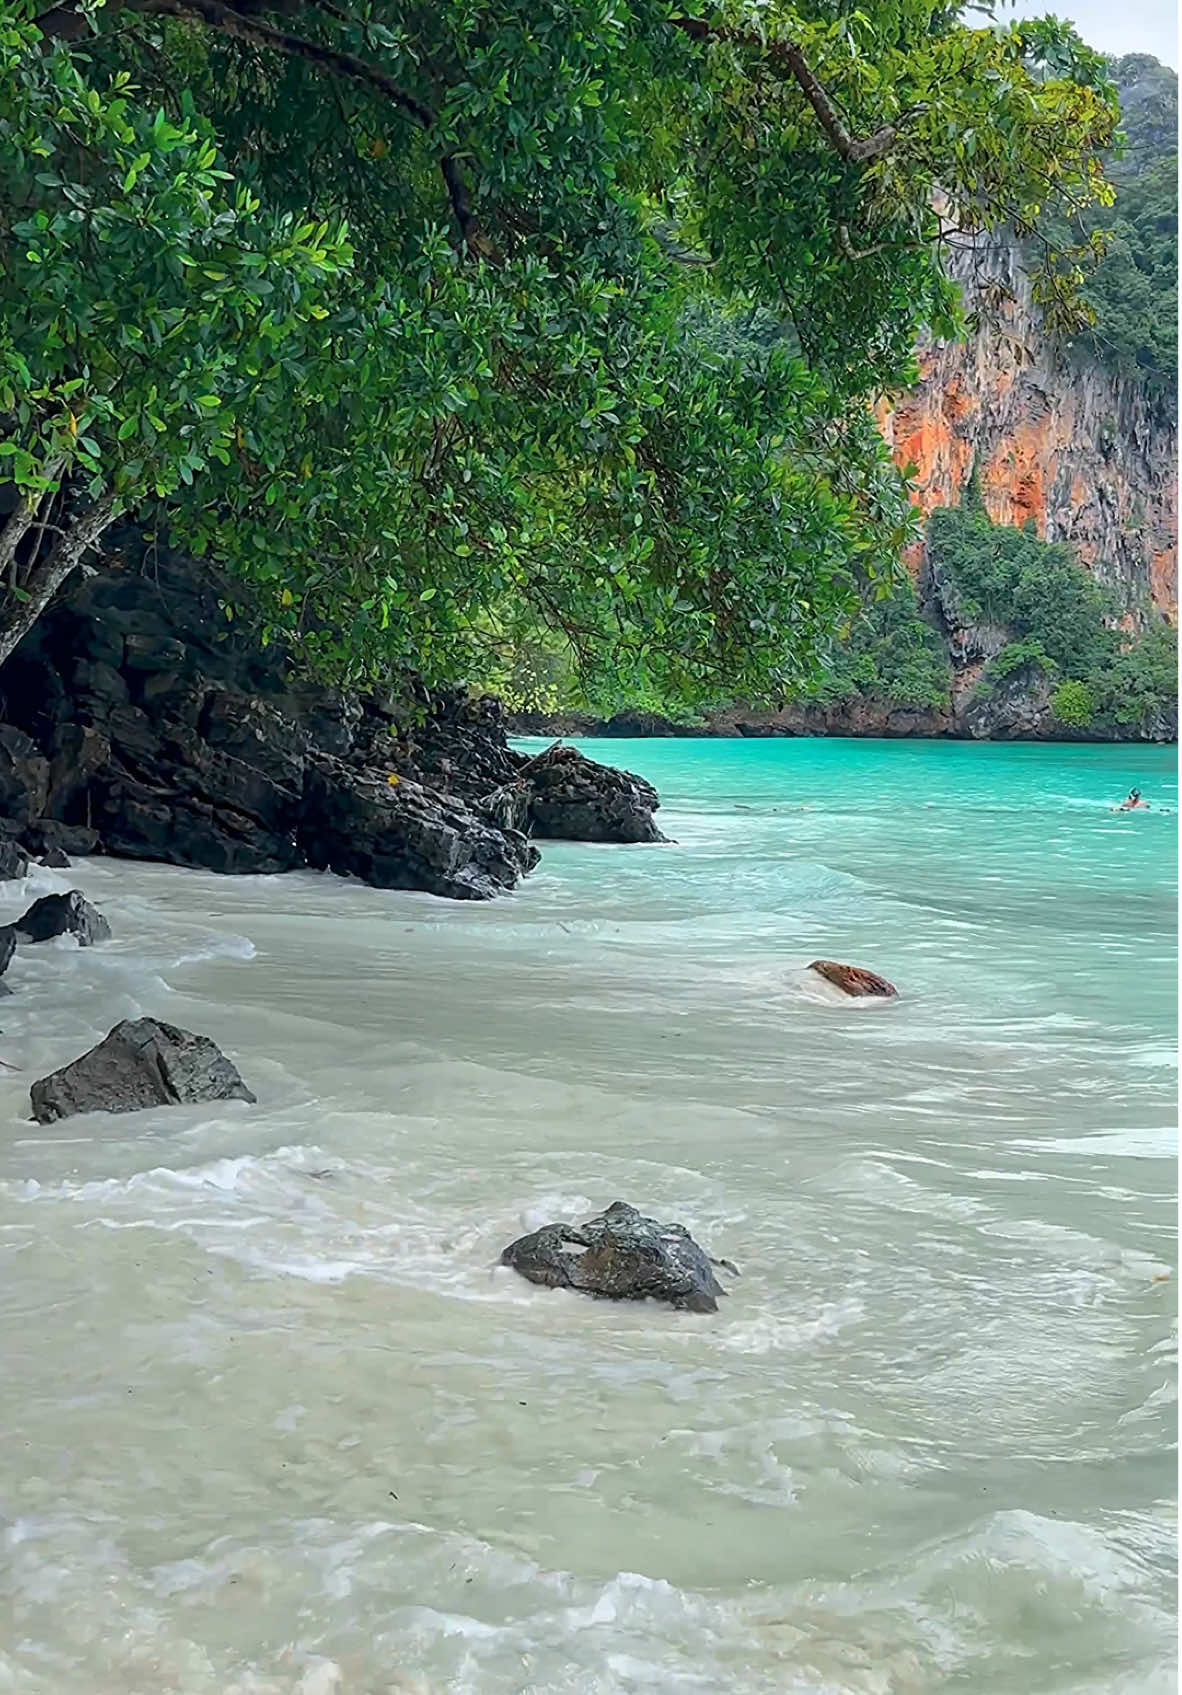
xmin=671 ymin=16 xmax=897 ymax=163
xmin=34 ymin=0 xmax=485 ymax=246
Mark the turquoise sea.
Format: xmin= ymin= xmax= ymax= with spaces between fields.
xmin=0 ymin=736 xmax=1175 ymax=1692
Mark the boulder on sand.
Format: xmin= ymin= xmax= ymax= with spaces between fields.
xmin=807 ymin=960 xmax=898 ymax=998
xmin=10 ymin=890 xmax=111 ymax=946
xmin=30 ymin=1017 xmax=257 ymax=1124
xmin=501 ymin=1200 xmax=734 ymax=1312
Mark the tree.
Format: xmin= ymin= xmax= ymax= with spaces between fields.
xmin=1 ymin=0 xmax=1121 ymax=704
xmin=0 ymin=15 xmax=349 ymax=664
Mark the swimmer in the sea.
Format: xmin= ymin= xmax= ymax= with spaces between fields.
xmin=1115 ymin=787 xmax=1149 ymax=811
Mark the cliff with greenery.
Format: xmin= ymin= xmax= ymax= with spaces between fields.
xmin=879 ymin=52 xmax=1177 ymax=628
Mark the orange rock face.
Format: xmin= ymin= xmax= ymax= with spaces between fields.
xmin=879 ymin=248 xmax=1178 ymax=620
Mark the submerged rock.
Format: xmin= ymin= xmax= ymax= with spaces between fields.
xmin=509 ymin=743 xmax=666 ymax=844
xmin=501 ymin=1200 xmax=731 ymax=1312
xmin=11 ymin=890 xmax=111 ymax=946
xmin=30 ymin=1017 xmax=256 ymax=1124
xmin=808 ymin=960 xmax=898 ymax=998
xmin=0 ymin=926 xmax=14 ymax=984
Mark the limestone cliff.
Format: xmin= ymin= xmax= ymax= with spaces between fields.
xmin=878 ymin=243 xmax=1177 ymax=623
xmin=880 ymin=52 xmax=1178 ymax=627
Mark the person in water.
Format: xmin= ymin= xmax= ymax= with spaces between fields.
xmin=1116 ymin=788 xmax=1149 ymax=811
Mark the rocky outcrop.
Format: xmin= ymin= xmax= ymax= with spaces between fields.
xmin=302 ymin=760 xmax=537 ymax=900
xmin=30 ymin=1017 xmax=256 ymax=1124
xmin=877 ymin=54 xmax=1178 ymax=632
xmin=523 ymin=744 xmax=664 ymax=843
xmin=501 ymin=1200 xmax=733 ymax=1312
xmin=808 ymin=960 xmax=898 ymax=998
xmin=483 ymin=743 xmax=665 ymax=843
xmin=0 ymin=539 xmax=656 ymax=897
xmin=0 ymin=837 xmax=28 ymax=880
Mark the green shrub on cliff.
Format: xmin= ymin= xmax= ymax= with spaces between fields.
xmin=927 ymin=499 xmax=1119 ymax=678
xmin=0 ymin=0 xmax=1122 ymax=704
xmin=1087 ymin=619 xmax=1179 ymax=729
xmin=1050 ymin=678 xmax=1097 ymax=727
xmin=1048 ymin=54 xmax=1178 ymax=394
xmin=804 ymin=579 xmax=950 ymax=710
xmin=931 ymin=497 xmax=1177 ymax=733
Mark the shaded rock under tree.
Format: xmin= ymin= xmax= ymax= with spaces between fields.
xmin=302 ymin=761 xmax=538 ymax=900
xmin=30 ymin=1017 xmax=256 ymax=1124
xmin=523 ymin=743 xmax=665 ymax=843
xmin=0 ymin=537 xmax=660 ymax=896
xmin=501 ymin=1200 xmax=732 ymax=1312
xmin=808 ymin=960 xmax=898 ymax=998
xmin=10 ymin=890 xmax=111 ymax=946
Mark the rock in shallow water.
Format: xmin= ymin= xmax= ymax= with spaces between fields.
xmin=30 ymin=1017 xmax=257 ymax=1124
xmin=520 ymin=744 xmax=666 ymax=844
xmin=302 ymin=760 xmax=539 ymax=900
xmin=0 ymin=836 xmax=28 ymax=881
xmin=807 ymin=960 xmax=898 ymax=998
xmin=11 ymin=890 xmax=111 ymax=946
xmin=501 ymin=1200 xmax=731 ymax=1312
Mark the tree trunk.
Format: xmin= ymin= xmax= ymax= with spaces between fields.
xmin=0 ymin=493 xmax=38 ymax=588
xmin=0 ymin=497 xmax=117 ymax=669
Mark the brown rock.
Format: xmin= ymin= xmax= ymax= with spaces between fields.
xmin=808 ymin=960 xmax=898 ymax=998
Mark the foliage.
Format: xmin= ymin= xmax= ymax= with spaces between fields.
xmin=1086 ymin=619 xmax=1179 ymax=729
xmin=801 ymin=576 xmax=950 ymax=709
xmin=1049 ymin=54 xmax=1177 ymax=393
xmin=0 ymin=0 xmax=1122 ymax=700
xmin=928 ymin=496 xmax=1177 ymax=733
xmin=926 ymin=498 xmax=1118 ymax=676
xmin=987 ymin=637 xmax=1054 ymax=681
xmin=1050 ymin=678 xmax=1096 ymax=727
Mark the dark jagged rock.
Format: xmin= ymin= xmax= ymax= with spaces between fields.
xmin=302 ymin=761 xmax=539 ymax=900
xmin=513 ymin=743 xmax=666 ymax=844
xmin=22 ymin=821 xmax=99 ymax=860
xmin=808 ymin=960 xmax=898 ymax=998
xmin=0 ymin=725 xmax=50 ymax=824
xmin=0 ymin=835 xmax=28 ymax=881
xmin=30 ymin=1016 xmax=256 ymax=1124
xmin=11 ymin=890 xmax=111 ymax=946
xmin=0 ymin=926 xmax=15 ymax=981
xmin=37 ymin=848 xmax=71 ymax=869
xmin=501 ymin=1200 xmax=731 ymax=1312
xmin=0 ymin=540 xmax=660 ymax=898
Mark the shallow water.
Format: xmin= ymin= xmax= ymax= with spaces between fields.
xmin=0 ymin=737 xmax=1176 ymax=1694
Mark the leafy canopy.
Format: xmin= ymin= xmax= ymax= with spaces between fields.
xmin=1 ymin=0 xmax=1121 ymax=701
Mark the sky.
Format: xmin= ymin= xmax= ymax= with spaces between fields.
xmin=1000 ymin=0 xmax=1178 ymax=67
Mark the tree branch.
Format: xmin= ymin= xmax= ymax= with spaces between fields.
xmin=0 ymin=495 xmax=117 ymax=669
xmin=35 ymin=0 xmax=486 ymax=247
xmin=671 ymin=16 xmax=897 ymax=163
